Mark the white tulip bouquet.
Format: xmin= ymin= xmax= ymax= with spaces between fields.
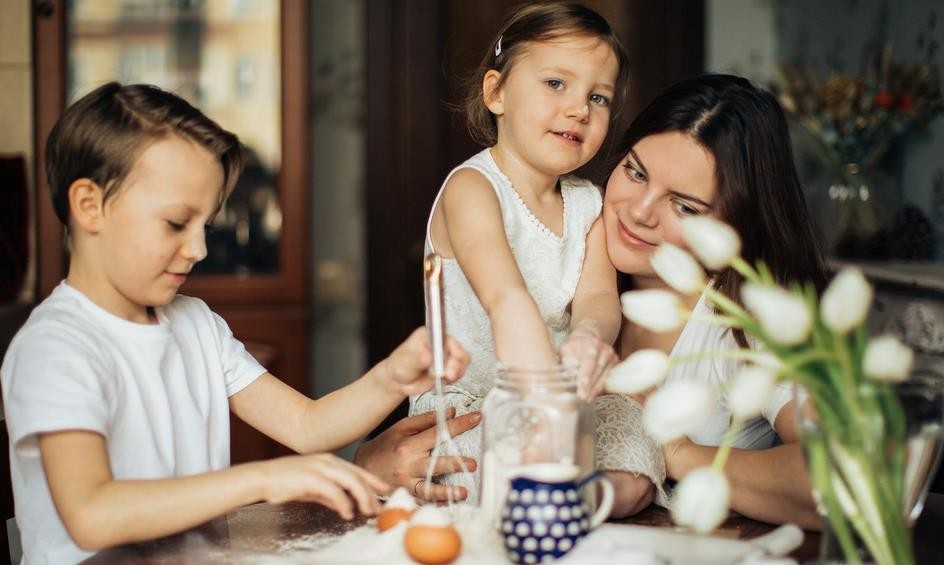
xmin=606 ymin=217 xmax=919 ymax=565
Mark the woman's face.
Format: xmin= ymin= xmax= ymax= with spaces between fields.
xmin=603 ymin=131 xmax=718 ymax=286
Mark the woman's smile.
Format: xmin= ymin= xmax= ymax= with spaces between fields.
xmin=617 ymin=219 xmax=656 ymax=247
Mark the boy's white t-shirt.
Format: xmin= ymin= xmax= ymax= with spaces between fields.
xmin=0 ymin=282 xmax=266 ymax=565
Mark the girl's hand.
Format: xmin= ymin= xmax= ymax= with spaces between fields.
xmin=561 ymin=320 xmax=619 ymax=400
xmin=258 ymin=453 xmax=391 ymax=519
xmin=354 ymin=407 xmax=481 ymax=502
xmin=382 ymin=327 xmax=470 ymax=396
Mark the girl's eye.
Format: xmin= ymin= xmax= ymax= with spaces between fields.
xmin=545 ymin=79 xmax=564 ymax=91
xmin=167 ymin=220 xmax=186 ymax=232
xmin=622 ymin=162 xmax=646 ymax=183
xmin=673 ymin=200 xmax=701 ymax=217
xmin=589 ymin=93 xmax=610 ymax=106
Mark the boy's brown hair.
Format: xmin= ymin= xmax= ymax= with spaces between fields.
xmin=463 ymin=2 xmax=630 ymax=147
xmin=45 ymin=82 xmax=243 ymax=226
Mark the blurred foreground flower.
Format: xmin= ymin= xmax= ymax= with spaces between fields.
xmin=615 ymin=216 xmax=920 ymax=565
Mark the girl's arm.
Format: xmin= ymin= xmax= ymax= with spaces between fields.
xmin=562 ymin=217 xmax=621 ymax=396
xmin=40 ymin=431 xmax=387 ymax=551
xmin=229 ymin=328 xmax=469 ymax=455
xmin=435 ymin=168 xmax=557 ymax=367
xmin=662 ymin=400 xmax=820 ymax=528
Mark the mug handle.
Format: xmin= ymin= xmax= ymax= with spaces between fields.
xmin=577 ymin=472 xmax=614 ymax=528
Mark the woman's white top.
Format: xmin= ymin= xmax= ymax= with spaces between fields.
xmin=668 ymin=293 xmax=793 ymax=449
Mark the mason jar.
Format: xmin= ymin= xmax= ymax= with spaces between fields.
xmin=478 ymin=364 xmax=596 ymax=525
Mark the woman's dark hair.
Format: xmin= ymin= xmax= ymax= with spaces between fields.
xmin=46 ymin=81 xmax=243 ymax=227
xmin=611 ymin=74 xmax=828 ymax=346
xmin=463 ymin=2 xmax=630 ymax=147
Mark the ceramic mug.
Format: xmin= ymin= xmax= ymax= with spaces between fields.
xmin=500 ymin=463 xmax=614 ymax=563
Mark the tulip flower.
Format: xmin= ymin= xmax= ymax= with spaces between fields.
xmin=604 ymin=349 xmax=670 ymax=394
xmin=863 ymin=335 xmax=913 ymax=382
xmin=643 ymin=380 xmax=715 ymax=444
xmin=620 ymin=289 xmax=687 ymax=333
xmin=671 ymin=467 xmax=731 ymax=533
xmin=821 ymin=268 xmax=873 ymax=334
xmin=741 ymin=283 xmax=812 ymax=346
xmin=727 ymin=365 xmax=778 ymax=419
xmin=650 ymin=243 xmax=706 ymax=295
xmin=681 ymin=217 xmax=742 ymax=270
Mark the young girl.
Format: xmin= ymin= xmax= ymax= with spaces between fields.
xmin=411 ymin=3 xmax=657 ymax=503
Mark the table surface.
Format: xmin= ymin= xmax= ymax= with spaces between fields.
xmin=82 ymin=493 xmax=944 ymax=564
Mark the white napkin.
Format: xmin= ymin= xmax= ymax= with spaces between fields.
xmin=559 ymin=523 xmax=804 ymax=565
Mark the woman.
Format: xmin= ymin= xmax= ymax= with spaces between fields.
xmin=602 ymin=73 xmax=826 ymax=528
xmin=359 ymin=74 xmax=825 ymax=528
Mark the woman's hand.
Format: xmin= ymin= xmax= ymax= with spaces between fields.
xmin=382 ymin=327 xmax=470 ymax=396
xmin=661 ymin=435 xmax=696 ymax=481
xmin=561 ymin=320 xmax=619 ymax=399
xmin=354 ymin=407 xmax=481 ymax=502
xmin=258 ymin=453 xmax=390 ymax=520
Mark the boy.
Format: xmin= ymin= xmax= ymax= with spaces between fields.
xmin=0 ymin=82 xmax=468 ymax=564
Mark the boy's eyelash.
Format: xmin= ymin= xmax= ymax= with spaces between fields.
xmin=167 ymin=220 xmax=186 ymax=231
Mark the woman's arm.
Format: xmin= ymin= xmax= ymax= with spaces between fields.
xmin=40 ymin=431 xmax=387 ymax=551
xmin=663 ymin=400 xmax=820 ymax=528
xmin=435 ymin=168 xmax=557 ymax=367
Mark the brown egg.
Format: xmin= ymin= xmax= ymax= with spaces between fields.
xmin=404 ymin=524 xmax=462 ymax=564
xmin=377 ymin=507 xmax=414 ymax=532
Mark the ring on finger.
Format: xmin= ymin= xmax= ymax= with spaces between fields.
xmin=412 ymin=478 xmax=424 ymax=497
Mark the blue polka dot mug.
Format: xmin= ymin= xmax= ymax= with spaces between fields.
xmin=500 ymin=463 xmax=614 ymax=563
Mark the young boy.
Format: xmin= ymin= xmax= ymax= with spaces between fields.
xmin=0 ymin=82 xmax=469 ymax=564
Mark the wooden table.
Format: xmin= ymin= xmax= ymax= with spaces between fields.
xmin=82 ymin=494 xmax=944 ymax=564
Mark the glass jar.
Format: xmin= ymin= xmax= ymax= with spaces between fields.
xmin=478 ymin=365 xmax=595 ymax=525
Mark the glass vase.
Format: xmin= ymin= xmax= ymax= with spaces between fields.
xmin=794 ymin=371 xmax=944 ymax=565
xmin=809 ymin=162 xmax=898 ymax=260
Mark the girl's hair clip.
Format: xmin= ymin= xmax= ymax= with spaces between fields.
xmin=495 ymin=35 xmax=503 ymax=58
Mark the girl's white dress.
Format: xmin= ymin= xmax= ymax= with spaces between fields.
xmin=410 ymin=149 xmax=664 ymax=501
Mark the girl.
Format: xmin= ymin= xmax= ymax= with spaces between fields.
xmin=411 ymin=3 xmax=659 ymax=510
xmin=602 ymin=74 xmax=826 ymax=526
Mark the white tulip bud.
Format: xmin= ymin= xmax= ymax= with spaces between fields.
xmin=671 ymin=467 xmax=731 ymax=533
xmin=820 ymin=268 xmax=873 ymax=335
xmin=681 ymin=217 xmax=742 ymax=270
xmin=650 ymin=243 xmax=706 ymax=295
xmin=604 ymin=349 xmax=671 ymax=394
xmin=643 ymin=380 xmax=715 ymax=444
xmin=727 ymin=365 xmax=778 ymax=420
xmin=863 ymin=335 xmax=913 ymax=382
xmin=620 ymin=290 xmax=687 ymax=333
xmin=741 ymin=283 xmax=812 ymax=346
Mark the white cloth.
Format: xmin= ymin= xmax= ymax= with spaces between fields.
xmin=668 ymin=294 xmax=793 ymax=450
xmin=1 ymin=282 xmax=265 ymax=565
xmin=410 ymin=148 xmax=603 ymax=499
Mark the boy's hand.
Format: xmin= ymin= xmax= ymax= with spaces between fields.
xmin=381 ymin=327 xmax=469 ymax=396
xmin=561 ymin=320 xmax=618 ymax=400
xmin=354 ymin=407 xmax=480 ymax=502
xmin=259 ymin=453 xmax=390 ymax=520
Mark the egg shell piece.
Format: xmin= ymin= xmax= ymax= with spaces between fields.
xmin=377 ymin=507 xmax=414 ymax=532
xmin=384 ymin=487 xmax=418 ymax=511
xmin=410 ymin=505 xmax=452 ymax=527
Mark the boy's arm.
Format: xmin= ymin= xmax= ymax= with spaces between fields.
xmin=40 ymin=430 xmax=387 ymax=551
xmin=229 ymin=328 xmax=469 ymax=454
xmin=438 ymin=169 xmax=557 ymax=367
xmin=562 ymin=217 xmax=621 ymax=397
